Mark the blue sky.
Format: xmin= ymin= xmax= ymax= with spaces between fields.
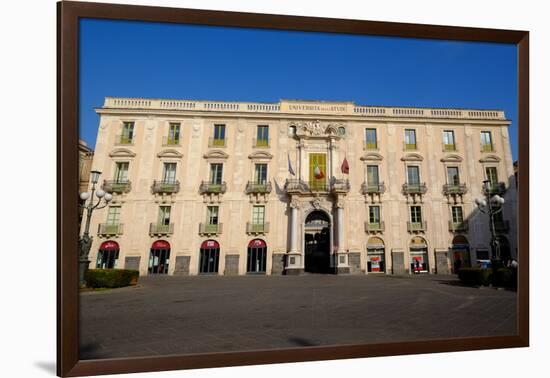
xmin=79 ymin=19 xmax=518 ymax=159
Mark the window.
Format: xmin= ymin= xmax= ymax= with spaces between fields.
xmin=404 ymin=129 xmax=417 ymax=149
xmin=481 ymin=131 xmax=493 ymax=152
xmin=443 ymin=130 xmax=456 ymax=151
xmin=213 ymin=124 xmax=226 ymax=144
xmin=106 ymin=206 xmax=121 ymax=225
xmin=367 ymin=165 xmax=380 ymax=185
xmin=209 ymin=163 xmax=223 ymax=184
xmin=114 ymin=162 xmax=129 ymax=182
xmin=157 ymin=206 xmax=171 ymax=225
xmin=407 ymin=166 xmax=420 ymax=185
xmin=410 ymin=206 xmax=422 ymax=223
xmin=365 ymin=128 xmax=377 ymax=149
xmin=120 ymin=122 xmax=134 ymax=144
xmin=207 ymin=206 xmax=219 ymax=225
xmin=162 ymin=163 xmax=177 ymax=183
xmin=252 ymin=206 xmax=265 ymax=225
xmin=447 ymin=166 xmax=460 ymax=185
xmin=256 ymin=125 xmax=269 ymax=146
xmin=369 ymin=206 xmax=381 ymax=224
xmin=254 ymin=164 xmax=268 ymax=184
xmin=451 ymin=206 xmax=464 ymax=223
xmin=485 ymin=167 xmax=499 ymax=185
xmin=167 ymin=123 xmax=180 ymax=145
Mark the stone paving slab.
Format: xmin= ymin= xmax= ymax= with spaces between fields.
xmin=79 ymin=274 xmax=517 ymax=359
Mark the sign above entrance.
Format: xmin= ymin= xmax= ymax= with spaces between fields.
xmin=100 ymin=240 xmax=119 ymax=250
xmin=248 ymin=239 xmax=266 ymax=248
xmin=201 ymin=240 xmax=220 ymax=249
xmin=281 ymin=100 xmax=354 ymax=115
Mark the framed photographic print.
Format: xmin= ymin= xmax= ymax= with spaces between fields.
xmin=57 ymin=1 xmax=529 ymax=376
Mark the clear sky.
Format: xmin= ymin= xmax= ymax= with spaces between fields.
xmin=79 ymin=19 xmax=518 ymax=160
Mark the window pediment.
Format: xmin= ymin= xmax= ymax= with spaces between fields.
xmin=479 ymin=155 xmax=501 ymax=163
xmin=248 ymin=151 xmax=273 ymax=160
xmin=203 ymin=150 xmax=229 ymax=160
xmin=157 ymin=149 xmax=183 ymax=159
xmin=109 ymin=148 xmax=136 ymax=158
xmin=360 ymin=153 xmax=383 ymax=162
xmin=440 ymin=154 xmax=463 ymax=163
xmin=401 ymin=153 xmax=423 ymax=162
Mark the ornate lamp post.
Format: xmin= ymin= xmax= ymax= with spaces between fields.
xmin=474 ymin=180 xmax=505 ymax=273
xmin=79 ymin=170 xmax=112 ymax=286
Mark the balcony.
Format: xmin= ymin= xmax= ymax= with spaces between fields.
xmin=208 ymin=137 xmax=227 ymax=148
xmin=245 ymin=181 xmax=272 ymax=194
xmin=365 ymin=221 xmax=385 ymax=233
xmin=246 ymin=222 xmax=270 ymax=234
xmin=404 ymin=142 xmax=417 ymax=150
xmin=330 ymin=178 xmax=350 ymax=193
xmin=97 ymin=223 xmax=123 ymax=236
xmin=494 ymin=220 xmax=510 ymax=233
xmin=402 ymin=183 xmax=427 ymax=195
xmin=363 ymin=142 xmax=378 ymax=150
xmin=253 ymin=138 xmax=270 ymax=148
xmin=361 ymin=182 xmax=386 ymax=195
xmin=443 ymin=143 xmax=457 ymax=152
xmin=407 ymin=221 xmax=427 ymax=233
xmin=115 ymin=135 xmax=134 ymax=145
xmin=162 ymin=136 xmax=180 ymax=146
xmin=481 ymin=143 xmax=495 ymax=152
xmin=102 ymin=180 xmax=131 ymax=193
xmin=152 ymin=180 xmax=180 ymax=194
xmin=449 ymin=220 xmax=469 ymax=233
xmin=199 ymin=222 xmax=223 ymax=235
xmin=284 ymin=179 xmax=349 ymax=194
xmin=199 ymin=181 xmax=227 ymax=194
xmin=443 ymin=183 xmax=468 ymax=196
xmin=484 ymin=182 xmax=506 ymax=195
xmin=149 ymin=223 xmax=174 ymax=236
xmin=284 ymin=179 xmax=310 ymax=194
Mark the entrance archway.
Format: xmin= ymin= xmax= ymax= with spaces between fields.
xmin=367 ymin=237 xmax=385 ymax=273
xmin=199 ymin=240 xmax=220 ymax=274
xmin=451 ymin=235 xmax=470 ymax=272
xmin=96 ymin=240 xmax=119 ymax=269
xmin=149 ymin=240 xmax=170 ymax=274
xmin=410 ymin=236 xmax=429 ymax=274
xmin=247 ymin=239 xmax=267 ymax=274
xmin=304 ymin=210 xmax=331 ymax=273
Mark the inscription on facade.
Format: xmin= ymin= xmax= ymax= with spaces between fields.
xmin=281 ymin=100 xmax=352 ymax=114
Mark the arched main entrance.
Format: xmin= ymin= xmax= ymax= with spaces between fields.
xmin=96 ymin=240 xmax=119 ymax=269
xmin=149 ymin=240 xmax=170 ymax=274
xmin=247 ymin=239 xmax=267 ymax=274
xmin=367 ymin=237 xmax=385 ymax=273
xmin=199 ymin=240 xmax=220 ymax=274
xmin=451 ymin=235 xmax=471 ymax=273
xmin=304 ymin=210 xmax=331 ymax=273
xmin=410 ymin=236 xmax=429 ymax=274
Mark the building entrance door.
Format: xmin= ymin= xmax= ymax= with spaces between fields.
xmin=304 ymin=210 xmax=331 ymax=273
xmin=247 ymin=239 xmax=267 ymax=273
xmin=199 ymin=240 xmax=220 ymax=274
xmin=148 ymin=240 xmax=170 ymax=274
xmin=96 ymin=240 xmax=120 ymax=269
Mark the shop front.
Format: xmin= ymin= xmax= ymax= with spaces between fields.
xmin=410 ymin=236 xmax=429 ymax=274
xmin=148 ymin=240 xmax=171 ymax=275
xmin=199 ymin=240 xmax=220 ymax=274
xmin=96 ymin=240 xmax=120 ymax=269
xmin=451 ymin=235 xmax=471 ymax=273
xmin=366 ymin=236 xmax=385 ymax=273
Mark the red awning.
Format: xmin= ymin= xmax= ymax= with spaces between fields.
xmin=99 ymin=240 xmax=119 ymax=250
xmin=200 ymin=240 xmax=220 ymax=249
xmin=248 ymin=239 xmax=266 ymax=248
xmin=151 ymin=240 xmax=170 ymax=249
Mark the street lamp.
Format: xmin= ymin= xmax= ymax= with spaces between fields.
xmin=79 ymin=170 xmax=112 ymax=286
xmin=475 ymin=180 xmax=505 ymax=274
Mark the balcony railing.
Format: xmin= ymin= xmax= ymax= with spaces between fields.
xmin=98 ymin=223 xmax=123 ymax=236
xmin=199 ymin=222 xmax=223 ymax=235
xmin=162 ymin=136 xmax=180 ymax=146
xmin=245 ymin=181 xmax=272 ymax=194
xmin=330 ymin=178 xmax=350 ymax=193
xmin=365 ymin=221 xmax=385 ymax=233
xmin=443 ymin=183 xmax=468 ymax=196
xmin=484 ymin=182 xmax=506 ymax=195
xmin=361 ymin=182 xmax=386 ymax=195
xmin=404 ymin=142 xmax=417 ymax=150
xmin=102 ymin=180 xmax=131 ymax=193
xmin=443 ymin=143 xmax=457 ymax=152
xmin=115 ymin=135 xmax=134 ymax=145
xmin=199 ymin=181 xmax=227 ymax=194
xmin=407 ymin=221 xmax=427 ymax=232
xmin=494 ymin=220 xmax=510 ymax=233
xmin=364 ymin=142 xmax=378 ymax=150
xmin=246 ymin=222 xmax=270 ymax=234
xmin=152 ymin=180 xmax=180 ymax=194
xmin=253 ymin=138 xmax=270 ymax=148
xmin=449 ymin=220 xmax=469 ymax=232
xmin=481 ymin=143 xmax=495 ymax=152
xmin=149 ymin=223 xmax=174 ymax=235
xmin=208 ymin=137 xmax=227 ymax=147
xmin=284 ymin=179 xmax=310 ymax=193
xmin=402 ymin=183 xmax=427 ymax=195
xmin=284 ymin=179 xmax=350 ymax=194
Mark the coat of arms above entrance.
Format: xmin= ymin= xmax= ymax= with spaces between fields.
xmin=289 ymin=120 xmax=344 ymax=138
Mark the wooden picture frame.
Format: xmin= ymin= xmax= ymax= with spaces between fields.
xmin=57 ymin=1 xmax=529 ymax=376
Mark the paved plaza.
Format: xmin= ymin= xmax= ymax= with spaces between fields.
xmin=79 ymin=274 xmax=517 ymax=359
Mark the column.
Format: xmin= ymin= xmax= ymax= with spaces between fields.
xmin=286 ymin=199 xmax=303 ymax=274
xmin=290 ymin=204 xmax=298 ymax=252
xmin=335 ymin=199 xmax=350 ymax=274
xmin=337 ymin=206 xmax=344 ymax=252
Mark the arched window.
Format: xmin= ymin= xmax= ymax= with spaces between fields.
xmin=247 ymin=239 xmax=267 ymax=273
xmin=96 ymin=240 xmax=120 ymax=269
xmin=149 ymin=240 xmax=171 ymax=274
xmin=199 ymin=240 xmax=220 ymax=274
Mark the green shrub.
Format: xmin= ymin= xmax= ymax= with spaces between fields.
xmin=85 ymin=269 xmax=139 ymax=289
xmin=458 ymin=268 xmax=493 ymax=286
xmin=495 ymin=268 xmax=516 ymax=288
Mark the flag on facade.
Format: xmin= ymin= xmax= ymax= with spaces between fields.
xmin=288 ymin=153 xmax=296 ymax=176
xmin=341 ymin=157 xmax=349 ymax=174
xmin=313 ymin=164 xmax=325 ymax=179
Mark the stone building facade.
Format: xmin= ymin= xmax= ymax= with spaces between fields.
xmin=83 ymin=97 xmax=517 ymax=276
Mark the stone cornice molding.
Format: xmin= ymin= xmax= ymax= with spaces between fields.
xmin=401 ymin=153 xmax=424 ymax=162
xmin=479 ymin=155 xmax=501 ymax=163
xmin=248 ymin=151 xmax=273 ymax=160
xmin=203 ymin=150 xmax=229 ymax=160
xmin=360 ymin=153 xmax=384 ymax=162
xmin=440 ymin=154 xmax=463 ymax=163
xmin=157 ymin=149 xmax=183 ymax=159
xmin=109 ymin=148 xmax=136 ymax=158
